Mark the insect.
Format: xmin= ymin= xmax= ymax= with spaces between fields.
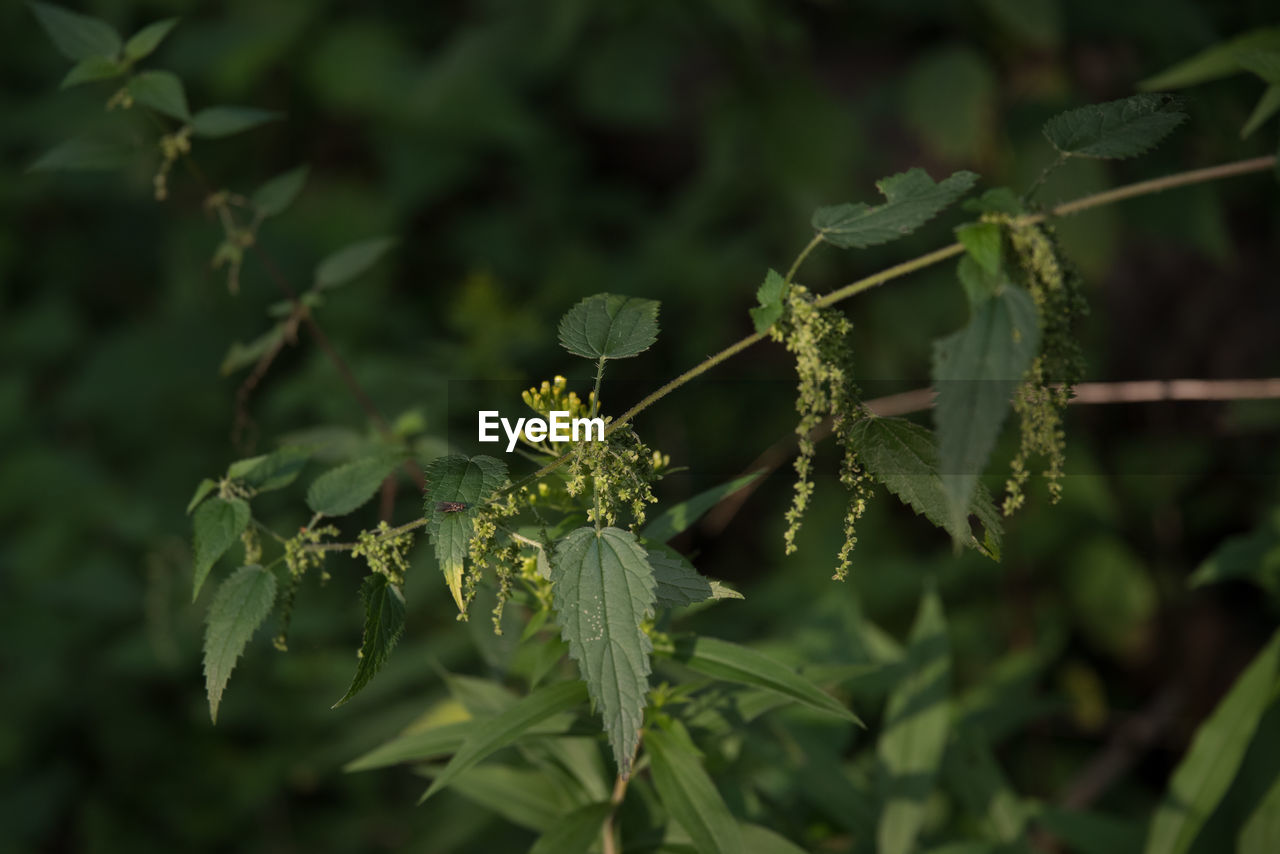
xmin=435 ymin=501 xmax=470 ymax=513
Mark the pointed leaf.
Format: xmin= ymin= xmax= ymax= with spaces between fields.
xmin=1189 ymin=515 xmax=1280 ymax=592
xmin=529 ymin=802 xmax=614 ymax=854
xmin=315 ymin=237 xmax=396 ymax=290
xmin=646 ymin=725 xmax=743 ymax=854
xmin=345 ymin=721 xmax=473 ymax=771
xmin=187 ymin=478 xmax=218 ymax=514
xmin=306 ymin=452 xmax=405 ymax=517
xmin=441 ymin=764 xmax=573 ymax=833
xmin=252 ymin=165 xmax=308 ymax=217
xmin=127 ymin=70 xmax=191 ymax=121
xmin=749 ymin=268 xmax=786 ymax=333
xmin=421 ymin=680 xmax=588 ymax=801
xmin=333 ymin=574 xmax=406 ymax=706
xmin=60 ymin=55 xmax=124 ymax=88
xmin=191 ymin=106 xmax=282 ymax=139
xmin=650 ymin=550 xmax=713 ymax=607
xmin=558 ymin=293 xmax=660 ymax=360
xmin=932 ymin=286 xmax=1040 ymax=533
xmin=203 ymin=565 xmax=277 ymax=723
xmin=812 ymin=169 xmax=979 ymax=249
xmin=227 ymin=445 xmax=310 ymax=493
xmin=1042 ymin=94 xmax=1186 ymax=160
xmin=552 ymin=526 xmax=656 ymax=775
xmin=1139 ymin=27 xmax=1280 ymax=90
xmin=423 ymin=454 xmax=509 ymax=611
xmin=28 ymin=137 xmax=134 ymax=172
xmin=1241 ymin=83 xmax=1280 ymax=139
xmin=220 ymin=323 xmax=285 ymax=376
xmin=1240 ymin=771 xmax=1280 ymax=853
xmin=878 ymin=587 xmax=951 ymax=854
xmin=641 ymin=472 xmax=763 ymax=544
xmin=123 ymin=18 xmax=177 ymax=61
xmin=28 ymin=1 xmax=121 ymax=61
xmin=192 ymin=496 xmax=250 ymax=601
xmin=1145 ymin=630 xmax=1280 ymax=854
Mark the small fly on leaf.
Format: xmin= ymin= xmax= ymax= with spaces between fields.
xmin=435 ymin=501 xmax=469 ymax=513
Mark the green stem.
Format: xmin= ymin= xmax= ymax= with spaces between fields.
xmin=784 ymin=233 xmax=824 ymax=287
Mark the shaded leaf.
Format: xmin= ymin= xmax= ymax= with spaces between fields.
xmin=123 ymin=18 xmax=177 ymax=61
xmin=649 ymin=549 xmax=713 ymax=607
xmin=422 ymin=454 xmax=509 ymax=611
xmin=315 ymin=236 xmax=396 ymax=290
xmin=60 ymin=55 xmax=124 ymax=88
xmin=220 ymin=324 xmax=285 ymax=376
xmin=749 ymin=268 xmax=786 ymax=333
xmin=558 ymin=293 xmax=660 ymax=360
xmin=740 ymin=823 xmax=811 ymax=853
xmin=227 ymin=445 xmax=310 ymax=493
xmin=306 ymin=452 xmax=405 ymax=517
xmin=956 ymin=254 xmax=1004 ymax=307
xmin=187 ymin=478 xmax=218 ymax=514
xmin=28 ymin=137 xmax=134 ymax=172
xmin=252 ymin=165 xmax=308 ymax=217
xmin=1035 ymin=808 xmax=1144 ymax=854
xmin=646 ymin=725 xmax=742 ymax=854
xmin=333 ymin=574 xmax=406 ymax=706
xmin=345 ymin=721 xmax=473 ymax=771
xmin=529 ymin=802 xmax=614 ymax=854
xmin=192 ymin=496 xmax=250 ymax=601
xmin=955 ymin=222 xmax=1002 ymax=276
xmin=127 ymin=70 xmax=191 ymax=121
xmin=641 ymin=472 xmax=763 ymax=544
xmin=28 ymin=1 xmax=121 ymax=61
xmin=812 ymin=169 xmax=978 ymax=249
xmin=1042 ymin=94 xmax=1186 ymax=160
xmin=191 ymin=106 xmax=282 ymax=139
xmin=203 ymin=565 xmax=277 ymax=723
xmin=439 ymin=764 xmax=573 ymax=833
xmin=1140 ymin=27 xmax=1280 ymax=90
xmin=1241 ymin=83 xmax=1280 ymax=139
xmin=1240 ymin=771 xmax=1280 ymax=853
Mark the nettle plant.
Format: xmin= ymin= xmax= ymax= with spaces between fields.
xmin=29 ymin=4 xmax=1280 ymax=853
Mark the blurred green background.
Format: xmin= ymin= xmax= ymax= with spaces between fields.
xmin=2 ymin=0 xmax=1279 ymax=851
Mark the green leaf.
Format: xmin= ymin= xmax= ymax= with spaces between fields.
xmin=306 ymin=452 xmax=405 ymax=517
xmin=662 ymin=635 xmax=860 ymax=724
xmin=123 ymin=18 xmax=177 ymax=62
xmin=955 ymin=222 xmax=1002 ymax=276
xmin=187 ymin=478 xmax=218 ymax=514
xmin=28 ymin=137 xmax=135 ymax=172
xmin=956 ymin=254 xmax=1004 ymax=307
xmin=1241 ymin=83 xmax=1280 ymax=139
xmin=1145 ymin=630 xmax=1280 ymax=854
xmin=963 ymin=187 xmax=1024 ymax=216
xmin=529 ymin=802 xmax=614 ymax=854
xmin=333 ymin=574 xmax=406 ymax=707
xmin=641 ymin=472 xmax=763 ymax=544
xmin=847 ymin=416 xmax=1002 ymax=558
xmin=739 ymin=824 xmax=811 ymax=854
xmin=220 ymin=324 xmax=285 ymax=376
xmin=28 ymin=1 xmax=121 ymax=61
xmin=650 ymin=550 xmax=713 ymax=607
xmin=1239 ymin=50 xmax=1280 ymax=84
xmin=203 ymin=565 xmax=277 ymax=723
xmin=558 ymin=293 xmax=660 ymax=360
xmin=1189 ymin=513 xmax=1280 ymax=592
xmin=315 ymin=237 xmax=396 ymax=290
xmin=749 ymin=268 xmax=786 ymax=333
xmin=1042 ymin=94 xmax=1186 ymax=160
xmin=551 ymin=526 xmax=656 ymax=775
xmin=878 ymin=587 xmax=951 ymax=854
xmin=60 ymin=55 xmax=124 ymax=88
xmin=252 ymin=165 xmax=308 ymax=218
xmin=440 ymin=764 xmax=573 ymax=833
xmin=812 ymin=169 xmax=979 ymax=249
xmin=1139 ymin=27 xmax=1280 ymax=90
xmin=422 ymin=454 xmax=509 ymax=611
xmin=1035 ymin=808 xmax=1144 ymax=854
xmin=227 ymin=445 xmax=310 ymax=493
xmin=192 ymin=496 xmax=250 ymax=601
xmin=1240 ymin=771 xmax=1280 ymax=853
xmin=646 ymin=725 xmax=743 ymax=854
xmin=421 ymin=680 xmax=588 ymax=801
xmin=345 ymin=720 xmax=473 ymax=771
xmin=127 ymin=70 xmax=191 ymax=122
xmin=190 ymin=106 xmax=282 ymax=139
xmin=932 ymin=286 xmax=1040 ymax=533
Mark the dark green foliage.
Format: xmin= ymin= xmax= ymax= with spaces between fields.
xmin=1042 ymin=94 xmax=1187 ymax=159
xmin=812 ymin=169 xmax=979 ymax=249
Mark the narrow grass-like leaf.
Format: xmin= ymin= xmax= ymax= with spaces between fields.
xmin=1241 ymin=83 xmax=1280 ymax=139
xmin=306 ymin=452 xmax=404 ymax=517
xmin=333 ymin=574 xmax=406 ymax=707
xmin=252 ymin=165 xmax=308 ymax=217
xmin=552 ymin=526 xmax=656 ymax=775
xmin=60 ymin=55 xmax=124 ymax=88
xmin=191 ymin=106 xmax=282 ymax=139
xmin=123 ymin=18 xmax=177 ymax=61
xmin=1145 ymin=629 xmax=1280 ymax=854
xmin=192 ymin=496 xmax=250 ymax=601
xmin=812 ymin=169 xmax=978 ymax=249
xmin=1240 ymin=771 xmax=1280 ymax=853
xmin=1042 ymin=94 xmax=1186 ymax=159
xmin=640 ymin=472 xmax=763 ymax=544
xmin=740 ymin=824 xmax=812 ymax=853
xmin=439 ymin=765 xmax=574 ymax=833
xmin=28 ymin=1 xmax=121 ymax=61
xmin=28 ymin=137 xmax=135 ymax=172
xmin=203 ymin=565 xmax=277 ymax=723
xmin=345 ymin=720 xmax=473 ymax=771
xmin=663 ymin=635 xmax=860 ymax=723
xmin=529 ymin=802 xmax=614 ymax=854
xmin=749 ymin=268 xmax=786 ymax=333
xmin=558 ymin=293 xmax=660 ymax=360
xmin=1139 ymin=27 xmax=1280 ymax=90
xmin=421 ymin=680 xmax=588 ymax=801
xmin=127 ymin=70 xmax=191 ymax=121
xmin=878 ymin=587 xmax=951 ymax=854
xmin=423 ymin=454 xmax=509 ymax=611
xmin=932 ymin=286 xmax=1039 ymax=533
xmin=315 ymin=237 xmax=396 ymax=290
xmin=646 ymin=725 xmax=743 ymax=854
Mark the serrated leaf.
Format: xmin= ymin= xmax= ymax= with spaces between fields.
xmin=646 ymin=725 xmax=743 ymax=854
xmin=227 ymin=445 xmax=310 ymax=493
xmin=749 ymin=268 xmax=786 ymax=333
xmin=127 ymin=70 xmax=191 ymax=121
xmin=187 ymin=478 xmax=218 ymax=514
xmin=558 ymin=293 xmax=660 ymax=360
xmin=551 ymin=526 xmax=656 ymax=775
xmin=192 ymin=496 xmax=250 ymax=601
xmin=60 ymin=55 xmax=124 ymax=88
xmin=932 ymin=286 xmax=1040 ymax=534
xmin=1139 ymin=27 xmax=1280 ymax=91
xmin=191 ymin=106 xmax=282 ymax=139
xmin=123 ymin=18 xmax=177 ymax=61
xmin=315 ymin=236 xmax=396 ymax=290
xmin=956 ymin=222 xmax=1002 ymax=276
xmin=203 ymin=564 xmax=277 ymax=723
xmin=306 ymin=452 xmax=405 ymax=517
xmin=649 ymin=550 xmax=713 ymax=607
xmin=812 ymin=169 xmax=979 ymax=249
xmin=1145 ymin=630 xmax=1280 ymax=854
xmin=878 ymin=587 xmax=951 ymax=854
xmin=847 ymin=416 xmax=1002 ymax=558
xmin=1241 ymin=83 xmax=1280 ymax=139
xmin=529 ymin=802 xmax=615 ymax=854
xmin=662 ymin=635 xmax=860 ymax=723
xmin=420 ymin=680 xmax=588 ymax=801
xmin=640 ymin=472 xmax=763 ymax=544
xmin=333 ymin=574 xmax=406 ymax=707
xmin=28 ymin=1 xmax=121 ymax=61
xmin=28 ymin=137 xmax=135 ymax=172
xmin=252 ymin=165 xmax=308 ymax=217
xmin=423 ymin=455 xmax=509 ymax=611
xmin=1042 ymin=94 xmax=1186 ymax=160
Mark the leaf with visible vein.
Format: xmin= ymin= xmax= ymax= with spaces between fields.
xmin=552 ymin=526 xmax=656 ymax=775
xmin=192 ymin=496 xmax=250 ymax=600
xmin=333 ymin=574 xmax=406 ymax=707
xmin=1042 ymin=94 xmax=1186 ymax=160
xmin=640 ymin=472 xmax=763 ymax=544
xmin=812 ymin=169 xmax=979 ymax=249
xmin=422 ymin=454 xmax=509 ymax=611
xmin=558 ymin=293 xmax=660 ymax=360
xmin=646 ymin=725 xmax=743 ymax=854
xmin=306 ymin=452 xmax=404 ymax=517
xmin=203 ymin=565 xmax=277 ymax=723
